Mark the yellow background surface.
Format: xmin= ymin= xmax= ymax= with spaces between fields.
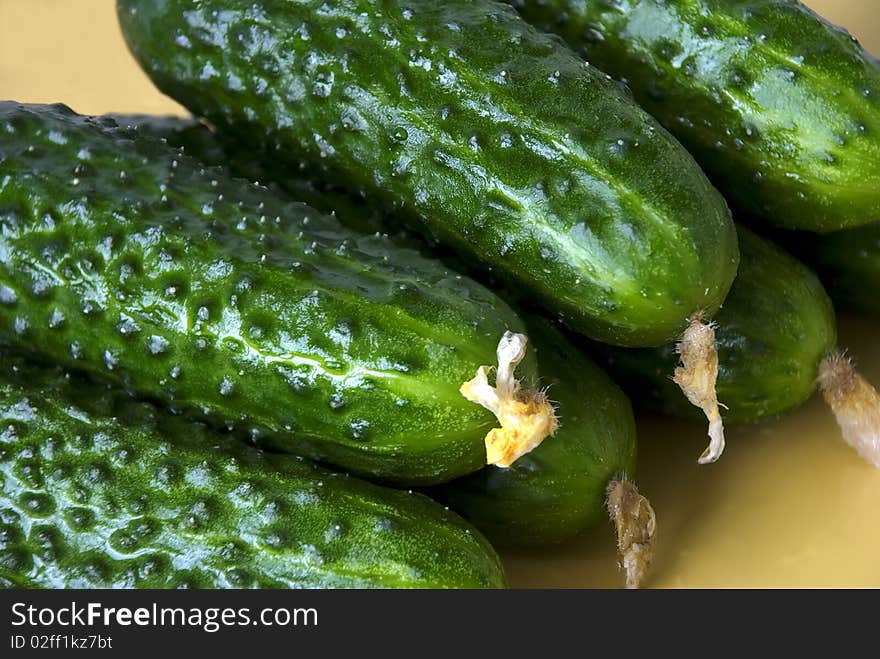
xmin=1 ymin=0 xmax=879 ymax=588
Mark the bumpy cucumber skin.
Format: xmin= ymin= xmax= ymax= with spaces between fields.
xmin=0 ymin=358 xmax=505 ymax=589
xmin=119 ymin=114 xmax=640 ymax=546
xmin=112 ymin=114 xmax=414 ymax=243
xmin=602 ymin=228 xmax=836 ymax=423
xmin=0 ymin=102 xmax=531 ymax=486
xmin=435 ymin=318 xmax=637 ymax=546
xmin=117 ymin=0 xmax=739 ymax=348
xmin=795 ymin=222 xmax=880 ymax=317
xmin=512 ymin=0 xmax=880 ymax=232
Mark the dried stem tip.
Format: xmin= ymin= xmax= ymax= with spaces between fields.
xmin=607 ymin=479 xmax=657 ymax=589
xmin=460 ymin=331 xmax=558 ymax=468
xmin=673 ymin=316 xmax=726 ymax=464
xmin=818 ymin=351 xmax=880 ymax=469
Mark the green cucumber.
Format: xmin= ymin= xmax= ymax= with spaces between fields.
xmin=0 ymin=355 xmax=505 ymax=589
xmin=435 ymin=317 xmax=639 ymax=547
xmin=602 ymin=227 xmax=836 ymax=424
xmin=117 ymin=0 xmax=739 ymax=348
xmin=111 ymin=114 xmax=397 ymax=239
xmin=511 ymin=0 xmax=880 ymax=232
xmin=0 ymin=101 xmax=539 ymax=486
xmin=602 ymin=227 xmax=880 ymax=468
xmin=117 ymin=114 xmax=650 ymax=563
xmin=792 ymin=222 xmax=880 ymax=317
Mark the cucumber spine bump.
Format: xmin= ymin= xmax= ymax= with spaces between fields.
xmin=117 ymin=0 xmax=739 ymax=347
xmin=510 ymin=0 xmax=880 ymax=232
xmin=0 ymin=101 xmax=545 ymax=485
xmin=0 ymin=356 xmax=506 ymax=589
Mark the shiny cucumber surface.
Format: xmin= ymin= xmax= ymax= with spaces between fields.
xmin=117 ymin=0 xmax=739 ymax=347
xmin=511 ymin=0 xmax=880 ymax=232
xmin=602 ymin=227 xmax=836 ymax=424
xmin=116 ymin=113 xmax=643 ymax=548
xmin=0 ymin=101 xmax=532 ymax=485
xmin=0 ymin=356 xmax=505 ymax=589
xmin=436 ymin=317 xmax=638 ymax=547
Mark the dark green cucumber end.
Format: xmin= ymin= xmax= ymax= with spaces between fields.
xmin=433 ymin=318 xmax=638 ymax=547
xmin=600 ymin=227 xmax=837 ymax=424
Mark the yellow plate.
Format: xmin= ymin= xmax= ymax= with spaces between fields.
xmin=1 ymin=0 xmax=878 ymax=588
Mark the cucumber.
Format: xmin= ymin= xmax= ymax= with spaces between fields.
xmin=115 ymin=113 xmax=433 ymax=259
xmin=510 ymin=0 xmax=880 ymax=232
xmin=118 ymin=114 xmax=653 ymax=571
xmin=0 ymin=101 xmax=546 ymax=486
xmin=111 ymin=114 xmax=395 ymax=239
xmin=434 ymin=317 xmax=639 ymax=546
xmin=0 ymin=355 xmax=505 ymax=589
xmin=117 ymin=0 xmax=739 ymax=348
xmin=793 ymin=222 xmax=880 ymax=317
xmin=602 ymin=227 xmax=880 ymax=468
xmin=603 ymin=228 xmax=836 ymax=424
